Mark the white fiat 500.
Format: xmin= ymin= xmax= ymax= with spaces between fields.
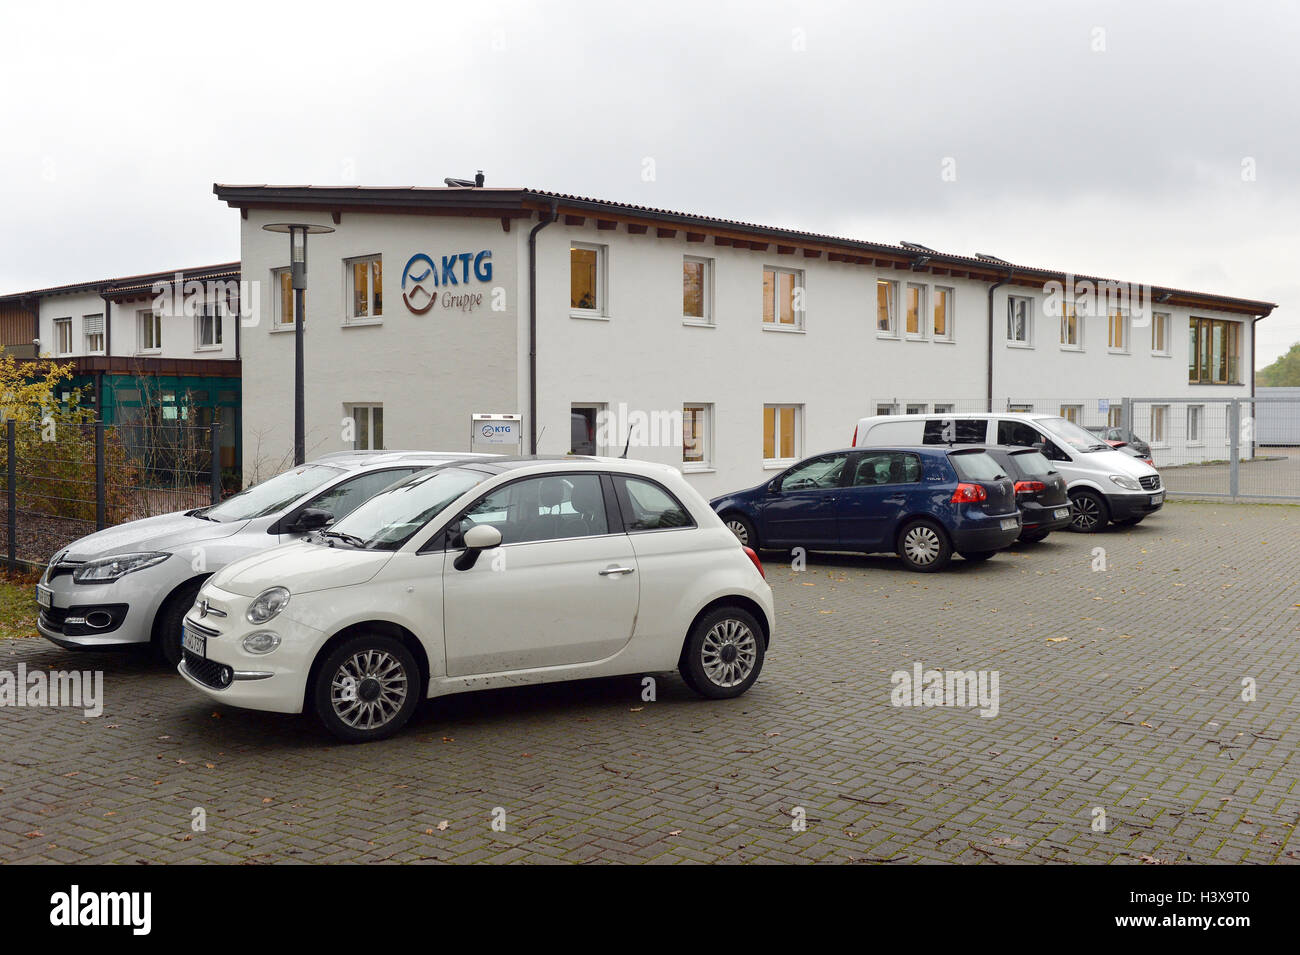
xmin=178 ymin=457 xmax=775 ymax=742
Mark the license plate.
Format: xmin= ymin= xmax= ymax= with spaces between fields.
xmin=35 ymin=585 xmax=52 ymax=609
xmin=1150 ymin=493 xmax=1163 ymax=505
xmin=1054 ymin=507 xmax=1071 ymax=519
xmin=181 ymin=626 xmax=206 ymax=658
xmin=1000 ymin=518 xmax=1018 ymax=531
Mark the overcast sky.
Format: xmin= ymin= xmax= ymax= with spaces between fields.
xmin=2 ymin=0 xmax=1296 ymax=364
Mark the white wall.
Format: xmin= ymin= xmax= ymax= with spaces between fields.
xmin=38 ymin=287 xmax=239 ymax=361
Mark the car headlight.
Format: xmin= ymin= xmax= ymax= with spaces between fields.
xmin=246 ymin=587 xmax=290 ymax=624
xmin=72 ymin=552 xmax=170 ymax=584
xmin=1109 ymin=474 xmax=1142 ymax=491
xmin=242 ymin=631 xmax=281 ymax=654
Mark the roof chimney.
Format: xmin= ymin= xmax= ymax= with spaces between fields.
xmin=475 ymin=170 xmax=485 ymax=187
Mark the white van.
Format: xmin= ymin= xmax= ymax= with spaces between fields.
xmin=851 ymin=412 xmax=1163 ymax=532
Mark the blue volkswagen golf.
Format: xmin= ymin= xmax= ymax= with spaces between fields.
xmin=709 ymin=446 xmax=1020 ymax=572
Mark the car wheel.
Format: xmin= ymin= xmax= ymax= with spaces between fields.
xmin=1020 ymin=530 xmax=1050 ymax=543
xmin=959 ymin=550 xmax=997 ymax=562
xmin=156 ymin=578 xmax=205 ymax=667
xmin=722 ymin=513 xmax=757 ymax=549
xmin=897 ymin=519 xmax=952 ymax=572
xmin=312 ymin=634 xmax=421 ymax=743
xmin=1068 ymin=490 xmax=1109 ymax=533
xmin=680 ymin=606 xmax=765 ymax=700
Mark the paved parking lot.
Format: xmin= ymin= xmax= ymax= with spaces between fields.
xmin=2 ymin=500 xmax=1299 ymax=864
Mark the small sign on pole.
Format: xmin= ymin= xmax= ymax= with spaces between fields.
xmin=470 ymin=413 xmax=523 ymax=455
xmin=1098 ymin=398 xmax=1110 ymax=415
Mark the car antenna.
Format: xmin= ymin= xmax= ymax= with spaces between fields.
xmin=620 ymin=430 xmax=632 ymax=459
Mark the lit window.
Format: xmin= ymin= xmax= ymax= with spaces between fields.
xmin=762 ymin=267 xmax=803 ymax=328
xmin=1007 ymin=296 xmax=1032 ymax=344
xmin=683 ymin=257 xmax=712 ymax=323
xmin=683 ymin=404 xmax=712 ymax=467
xmin=272 ymin=268 xmax=295 ymax=327
xmin=1108 ymin=308 xmax=1129 ymax=352
xmin=347 ymin=255 xmax=383 ymax=321
xmin=905 ymin=284 xmax=926 ymax=338
xmin=877 ymin=280 xmax=897 ymax=335
xmin=763 ymin=404 xmax=801 ymax=463
xmin=1188 ymin=318 xmax=1241 ymax=383
xmin=571 ymin=244 xmax=606 ymax=314
xmin=933 ymin=287 xmax=953 ymax=341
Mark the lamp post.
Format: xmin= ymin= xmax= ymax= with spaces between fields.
xmin=262 ymin=222 xmax=335 ymax=465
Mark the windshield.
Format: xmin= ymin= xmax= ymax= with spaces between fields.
xmin=950 ymin=450 xmax=1006 ymax=482
xmin=330 ymin=466 xmax=488 ymax=550
xmin=1036 ymin=416 xmax=1111 ymax=452
xmin=203 ymin=464 xmax=344 ymax=522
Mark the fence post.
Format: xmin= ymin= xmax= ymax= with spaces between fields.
xmin=1121 ymin=397 xmax=1133 ymax=437
xmin=95 ymin=420 xmax=106 ymax=531
xmin=210 ymin=418 xmax=221 ymax=506
xmin=7 ymin=419 xmax=15 ymax=574
xmin=1228 ymin=399 xmax=1240 ymax=501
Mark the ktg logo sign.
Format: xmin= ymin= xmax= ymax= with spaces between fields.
xmin=401 ymin=249 xmax=492 ymax=314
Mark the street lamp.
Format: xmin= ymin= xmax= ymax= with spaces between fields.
xmin=262 ymin=222 xmax=335 ymax=465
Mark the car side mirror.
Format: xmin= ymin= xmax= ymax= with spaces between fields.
xmin=454 ymin=524 xmax=503 ymax=571
xmin=289 ymin=507 xmax=333 ymax=533
xmin=767 ymin=481 xmax=781 ymax=495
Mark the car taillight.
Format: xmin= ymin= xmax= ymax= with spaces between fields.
xmin=743 ymin=545 xmax=765 ymax=579
xmin=851 ymin=424 xmax=858 ymax=447
xmin=1013 ymin=480 xmax=1046 ymax=495
xmin=950 ymin=483 xmax=987 ymax=503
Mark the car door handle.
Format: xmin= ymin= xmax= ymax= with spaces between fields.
xmin=598 ymin=566 xmax=636 ymax=576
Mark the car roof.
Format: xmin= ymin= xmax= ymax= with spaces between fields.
xmin=310 ymin=450 xmax=498 ymax=471
xmin=445 ymin=455 xmax=690 ymax=479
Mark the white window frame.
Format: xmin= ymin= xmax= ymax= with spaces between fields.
xmin=570 ymin=242 xmax=608 ymax=319
xmin=347 ymin=403 xmax=384 ymax=451
xmin=137 ymin=308 xmax=162 ymax=354
xmin=761 ymin=265 xmax=805 ymax=331
xmin=1059 ymin=404 xmax=1083 ymax=424
xmin=82 ymin=313 xmax=105 ymax=355
xmin=53 ymin=317 xmax=73 ymax=356
xmin=682 ymin=403 xmax=714 ymax=471
xmin=1150 ymin=404 xmax=1169 ymax=447
xmin=876 ymin=402 xmax=898 ymax=416
xmin=876 ymin=279 xmax=898 ymax=338
xmin=682 ymin=256 xmax=714 ymax=326
xmin=1187 ymin=404 xmax=1204 ymax=445
xmin=904 ymin=283 xmax=927 ymax=340
xmin=271 ymin=267 xmax=295 ymax=329
xmin=933 ymin=286 xmax=955 ymax=342
xmin=762 ymin=403 xmax=802 ymax=468
xmin=1151 ymin=311 xmax=1170 ymax=356
xmin=1108 ymin=308 xmax=1131 ymax=354
xmin=195 ymin=301 xmax=224 ymax=350
xmin=1006 ymin=296 xmax=1033 ymax=346
xmin=344 ymin=254 xmax=383 ymax=325
xmin=932 ymin=403 xmax=955 ymax=414
xmin=905 ymin=403 xmax=928 ymax=415
xmin=1059 ymin=298 xmax=1083 ymax=350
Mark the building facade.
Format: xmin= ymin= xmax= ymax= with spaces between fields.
xmin=216 ymin=184 xmax=1274 ymax=494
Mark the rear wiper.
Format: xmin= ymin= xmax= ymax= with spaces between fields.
xmin=323 ymin=530 xmax=368 ymax=548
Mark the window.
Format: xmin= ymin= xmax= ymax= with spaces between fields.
xmin=849 ymin=451 xmax=922 ymax=486
xmin=904 ymin=283 xmax=926 ymax=338
xmin=613 ymin=476 xmax=693 ymax=532
xmin=272 ymin=268 xmax=294 ymax=327
xmin=683 ymin=256 xmax=712 ymax=323
xmin=462 ymin=474 xmax=610 ymax=544
xmin=1150 ymin=405 xmax=1168 ymax=445
xmin=763 ymin=404 xmax=801 ymax=463
xmin=53 ymin=318 xmax=72 ymax=355
xmin=1152 ymin=311 xmax=1169 ymax=355
xmin=347 ymin=255 xmax=383 ymax=322
xmin=876 ymin=403 xmax=897 ymax=416
xmin=347 ymin=404 xmax=384 ymax=450
xmin=1108 ymin=406 xmax=1124 ymax=428
xmin=924 ymin=419 xmax=988 ymax=444
xmin=1007 ymin=403 xmax=1034 ymax=413
xmin=1188 ymin=317 xmax=1242 ymax=384
xmin=1006 ymin=296 xmax=1031 ymax=344
xmin=933 ymin=403 xmax=955 ymax=414
xmin=1060 ymin=298 xmax=1081 ymax=348
xmin=196 ymin=302 xmax=223 ymax=349
xmin=83 ymin=314 xmax=104 ymax=354
xmin=1108 ymin=308 xmax=1129 ymax=352
xmin=682 ymin=403 xmax=712 ymax=468
xmin=137 ymin=309 xmax=161 ymax=352
xmin=570 ymin=243 xmax=606 ymax=315
xmin=877 ymin=280 xmax=897 ymax=335
xmin=762 ymin=267 xmax=803 ymax=328
xmin=906 ymin=403 xmax=927 ymax=415
xmin=996 ymin=420 xmax=1046 ymax=447
xmin=300 ymin=468 xmax=420 ymax=524
xmin=1059 ymin=404 xmax=1082 ymax=424
xmin=780 ymin=452 xmax=849 ymax=490
xmin=933 ymin=286 xmax=953 ymax=341
xmin=570 ymin=404 xmax=600 ymax=455
xmin=1187 ymin=405 xmax=1203 ymax=444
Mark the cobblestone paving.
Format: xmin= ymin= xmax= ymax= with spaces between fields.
xmin=2 ymin=501 xmax=1298 ymax=864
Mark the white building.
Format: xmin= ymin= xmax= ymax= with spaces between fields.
xmin=215 ymin=183 xmax=1274 ymax=493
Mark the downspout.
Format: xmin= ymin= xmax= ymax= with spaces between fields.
xmin=986 ymin=270 xmax=1013 ymax=413
xmin=527 ymin=199 xmax=558 ymax=454
xmin=101 ymin=291 xmax=113 ymax=359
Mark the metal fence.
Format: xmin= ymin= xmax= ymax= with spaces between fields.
xmin=0 ymin=418 xmax=224 ymax=573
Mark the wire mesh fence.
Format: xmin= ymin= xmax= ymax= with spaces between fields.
xmin=0 ymin=418 xmax=223 ymax=573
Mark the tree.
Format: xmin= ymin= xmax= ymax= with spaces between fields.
xmin=1257 ymin=342 xmax=1300 ymax=387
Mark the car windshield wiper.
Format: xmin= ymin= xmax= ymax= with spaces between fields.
xmin=323 ymin=530 xmax=368 ymax=548
xmin=187 ymin=507 xmax=219 ymax=522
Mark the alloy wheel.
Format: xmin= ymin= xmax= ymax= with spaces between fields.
xmin=700 ymin=617 xmax=758 ymax=688
xmin=1071 ymin=497 xmax=1100 ymax=531
xmin=330 ymin=649 xmax=410 ymax=730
